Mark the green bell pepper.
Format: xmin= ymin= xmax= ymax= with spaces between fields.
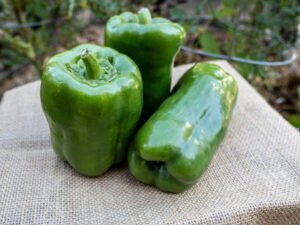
xmin=105 ymin=8 xmax=186 ymax=120
xmin=40 ymin=44 xmax=143 ymax=176
xmin=128 ymin=63 xmax=238 ymax=192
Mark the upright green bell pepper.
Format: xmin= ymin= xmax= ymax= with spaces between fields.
xmin=105 ymin=8 xmax=186 ymax=120
xmin=40 ymin=44 xmax=143 ymax=176
xmin=128 ymin=63 xmax=238 ymax=192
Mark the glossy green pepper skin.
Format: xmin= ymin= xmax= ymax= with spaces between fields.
xmin=105 ymin=8 xmax=186 ymax=120
xmin=40 ymin=44 xmax=143 ymax=176
xmin=128 ymin=63 xmax=238 ymax=193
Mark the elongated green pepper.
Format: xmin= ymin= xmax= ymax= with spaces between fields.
xmin=128 ymin=63 xmax=238 ymax=192
xmin=105 ymin=8 xmax=185 ymax=120
xmin=40 ymin=44 xmax=143 ymax=176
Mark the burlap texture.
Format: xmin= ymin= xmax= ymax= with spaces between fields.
xmin=0 ymin=61 xmax=299 ymax=225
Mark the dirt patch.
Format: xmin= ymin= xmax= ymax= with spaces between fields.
xmin=0 ymin=64 xmax=39 ymax=97
xmin=250 ymin=60 xmax=300 ymax=121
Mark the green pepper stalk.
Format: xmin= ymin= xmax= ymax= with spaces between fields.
xmin=80 ymin=48 xmax=104 ymax=80
xmin=128 ymin=63 xmax=238 ymax=193
xmin=40 ymin=44 xmax=143 ymax=176
xmin=137 ymin=8 xmax=152 ymax=24
xmin=105 ymin=8 xmax=186 ymax=121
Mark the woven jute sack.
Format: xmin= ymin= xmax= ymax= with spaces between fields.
xmin=0 ymin=61 xmax=299 ymax=225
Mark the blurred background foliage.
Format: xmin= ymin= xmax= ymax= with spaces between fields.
xmin=0 ymin=0 xmax=299 ymax=129
xmin=171 ymin=0 xmax=299 ymax=77
xmin=0 ymin=0 xmax=147 ymax=73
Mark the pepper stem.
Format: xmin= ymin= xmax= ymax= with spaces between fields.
xmin=81 ymin=48 xmax=103 ymax=80
xmin=138 ymin=8 xmax=152 ymax=24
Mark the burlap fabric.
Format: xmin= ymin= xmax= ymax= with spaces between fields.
xmin=0 ymin=61 xmax=299 ymax=224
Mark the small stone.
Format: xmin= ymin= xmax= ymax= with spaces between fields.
xmin=275 ymin=97 xmax=286 ymax=105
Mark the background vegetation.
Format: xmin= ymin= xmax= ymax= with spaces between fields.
xmin=0 ymin=0 xmax=299 ymax=129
